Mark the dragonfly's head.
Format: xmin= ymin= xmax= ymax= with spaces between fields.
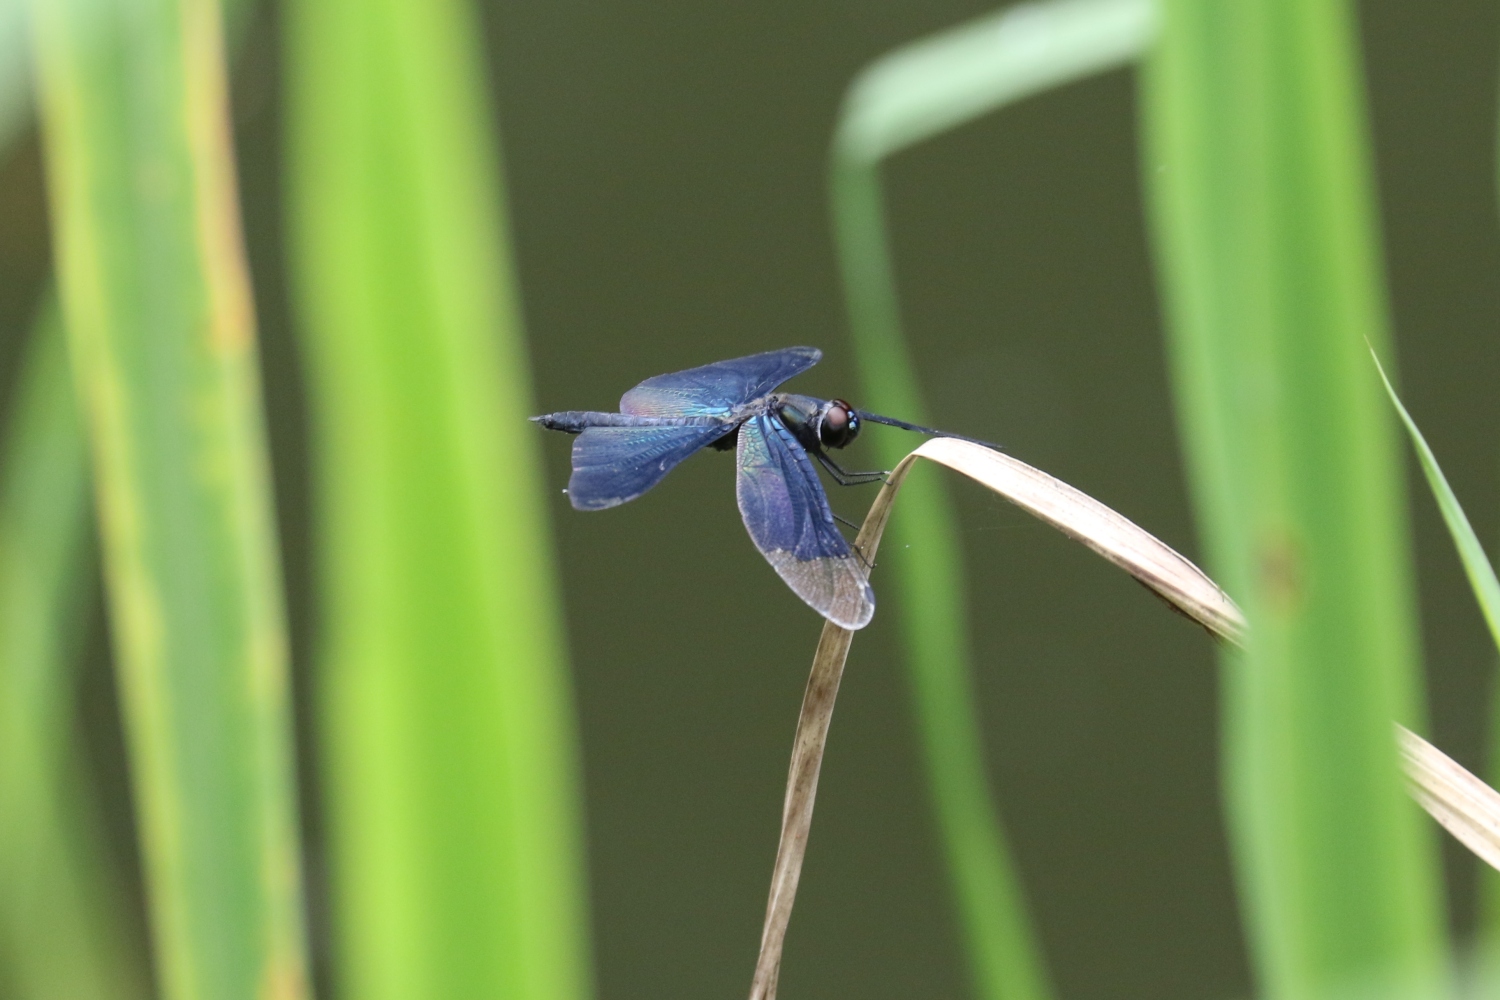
xmin=818 ymin=399 xmax=861 ymax=449
xmin=774 ymin=393 xmax=862 ymax=451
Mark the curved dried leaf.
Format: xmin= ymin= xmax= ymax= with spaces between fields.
xmin=749 ymin=436 xmax=1500 ymax=998
xmin=898 ymin=438 xmax=1246 ymax=642
xmin=749 ymin=437 xmax=1245 ymax=999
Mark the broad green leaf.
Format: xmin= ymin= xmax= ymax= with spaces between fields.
xmin=284 ymin=0 xmax=591 ymax=996
xmin=1142 ymin=3 xmax=1448 ymax=997
xmin=31 ymin=0 xmax=312 ymax=995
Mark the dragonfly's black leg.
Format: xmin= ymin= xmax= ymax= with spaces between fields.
xmin=829 ymin=511 xmax=877 ymax=570
xmin=813 ymin=450 xmax=888 ymax=486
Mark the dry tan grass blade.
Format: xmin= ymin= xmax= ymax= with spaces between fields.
xmin=748 ymin=438 xmax=1244 ymax=999
xmin=910 ymin=438 xmax=1245 ymax=642
xmin=1397 ymin=724 xmax=1500 ymax=873
xmin=747 ymin=438 xmax=1500 ymax=1000
xmin=746 ymin=621 xmax=853 ymax=1000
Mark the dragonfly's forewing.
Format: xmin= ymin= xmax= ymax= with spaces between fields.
xmin=569 ymin=423 xmax=733 ymax=510
xmin=620 ymin=346 xmax=822 ymax=417
xmin=735 ymin=414 xmax=875 ymax=629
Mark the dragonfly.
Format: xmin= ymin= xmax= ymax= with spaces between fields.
xmin=532 ymin=346 xmax=981 ymax=630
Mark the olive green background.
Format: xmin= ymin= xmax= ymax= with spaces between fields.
xmin=1 ymin=0 xmax=1497 ymax=997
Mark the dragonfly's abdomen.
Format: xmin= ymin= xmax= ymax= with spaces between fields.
xmin=531 ymin=410 xmax=729 ymax=434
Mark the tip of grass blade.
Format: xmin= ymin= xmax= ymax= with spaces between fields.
xmin=1398 ymin=725 xmax=1500 ymax=874
xmin=897 ymin=437 xmax=1246 ymax=642
xmin=1369 ymin=346 xmax=1500 ymax=655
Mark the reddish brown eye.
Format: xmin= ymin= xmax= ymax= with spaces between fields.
xmin=819 ymin=400 xmax=860 ymax=448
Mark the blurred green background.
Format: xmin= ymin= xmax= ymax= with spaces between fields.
xmin=2 ymin=0 xmax=1499 ymax=998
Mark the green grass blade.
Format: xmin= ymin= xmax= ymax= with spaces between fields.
xmin=832 ymin=161 xmax=1050 ymax=1000
xmin=831 ymin=4 xmax=1156 ymax=998
xmin=1372 ymin=346 xmax=1500 ymax=957
xmin=31 ymin=0 xmax=312 ymax=996
xmin=1371 ymin=351 xmax=1500 ymax=651
xmin=1141 ymin=4 xmax=1448 ymax=997
xmin=284 ymin=0 xmax=591 ymax=997
xmin=0 ymin=297 xmax=147 ymax=1000
xmin=838 ymin=0 xmax=1156 ymax=163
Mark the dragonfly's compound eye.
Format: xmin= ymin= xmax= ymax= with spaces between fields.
xmin=820 ymin=400 xmax=860 ymax=449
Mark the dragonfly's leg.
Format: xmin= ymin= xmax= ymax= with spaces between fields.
xmin=814 ymin=450 xmax=888 ymax=486
xmin=829 ymin=510 xmax=877 ymax=569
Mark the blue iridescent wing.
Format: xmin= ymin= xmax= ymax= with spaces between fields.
xmin=735 ymin=414 xmax=875 ymax=629
xmin=620 ymin=346 xmax=822 ymax=417
xmin=568 ymin=423 xmax=732 ymax=510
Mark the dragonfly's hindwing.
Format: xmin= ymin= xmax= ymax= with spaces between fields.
xmin=569 ymin=423 xmax=733 ymax=510
xmin=620 ymin=346 xmax=821 ymax=417
xmin=735 ymin=414 xmax=874 ymax=629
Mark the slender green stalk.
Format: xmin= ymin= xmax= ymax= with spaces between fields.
xmin=0 ymin=297 xmax=146 ymax=1000
xmin=285 ymin=0 xmax=590 ymax=997
xmin=831 ymin=3 xmax=1154 ymax=997
xmin=31 ymin=0 xmax=311 ymax=995
xmin=1373 ymin=349 xmax=1500 ymax=958
xmin=1142 ymin=4 xmax=1447 ymax=997
xmin=832 ymin=164 xmax=1048 ymax=1000
xmin=1372 ymin=353 xmax=1500 ymax=651
xmin=837 ymin=0 xmax=1156 ymax=164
